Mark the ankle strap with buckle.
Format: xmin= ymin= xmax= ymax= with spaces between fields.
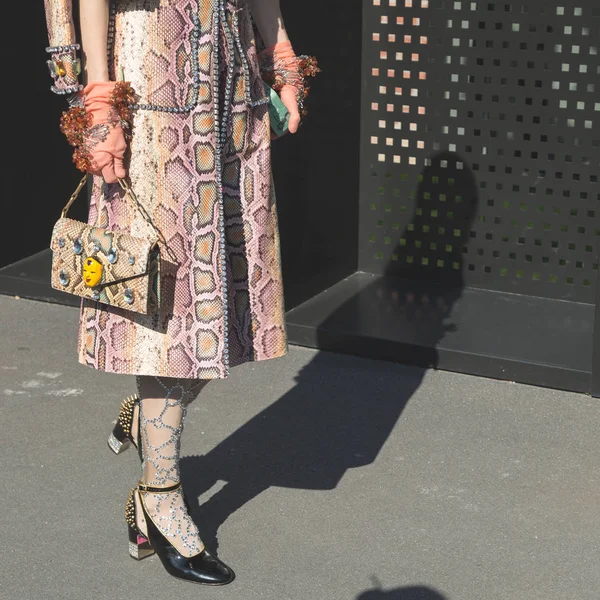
xmin=138 ymin=481 xmax=182 ymax=494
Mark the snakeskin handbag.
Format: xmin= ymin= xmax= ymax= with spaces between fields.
xmin=50 ymin=175 xmax=161 ymax=314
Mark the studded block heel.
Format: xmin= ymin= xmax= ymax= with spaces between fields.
xmin=127 ymin=482 xmax=235 ymax=585
xmin=107 ymin=395 xmax=140 ymax=455
xmin=125 ymin=488 xmax=155 ymax=560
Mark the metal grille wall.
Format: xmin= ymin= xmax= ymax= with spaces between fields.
xmin=360 ymin=0 xmax=600 ymax=303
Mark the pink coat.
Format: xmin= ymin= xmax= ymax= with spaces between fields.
xmin=44 ymin=0 xmax=288 ymax=379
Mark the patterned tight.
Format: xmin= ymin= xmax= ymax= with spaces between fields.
xmin=135 ymin=376 xmax=208 ymax=558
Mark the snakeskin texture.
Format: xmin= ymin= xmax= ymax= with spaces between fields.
xmin=44 ymin=0 xmax=76 ymax=47
xmin=74 ymin=0 xmax=288 ymax=378
xmin=50 ymin=217 xmax=159 ymax=315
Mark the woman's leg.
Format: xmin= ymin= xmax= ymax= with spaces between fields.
xmin=135 ymin=375 xmax=208 ymax=558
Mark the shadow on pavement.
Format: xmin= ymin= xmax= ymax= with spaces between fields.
xmin=180 ymin=152 xmax=477 ymax=557
xmin=180 ymin=352 xmax=423 ymax=552
xmin=357 ymin=582 xmax=447 ymax=600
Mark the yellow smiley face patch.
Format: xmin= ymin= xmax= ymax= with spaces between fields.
xmin=82 ymin=257 xmax=103 ymax=287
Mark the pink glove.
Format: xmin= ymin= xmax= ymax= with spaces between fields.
xmin=258 ymin=41 xmax=302 ymax=134
xmin=279 ymin=85 xmax=301 ymax=135
xmin=83 ymin=81 xmax=128 ymax=183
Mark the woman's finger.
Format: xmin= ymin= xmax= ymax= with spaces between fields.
xmin=114 ymin=157 xmax=127 ymax=179
xmin=287 ymin=111 xmax=301 ymax=134
xmin=280 ymin=85 xmax=301 ymax=134
xmin=101 ymin=161 xmax=118 ymax=184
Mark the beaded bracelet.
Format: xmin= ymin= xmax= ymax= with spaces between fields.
xmin=259 ymin=52 xmax=320 ymax=118
xmin=46 ymin=44 xmax=83 ymax=95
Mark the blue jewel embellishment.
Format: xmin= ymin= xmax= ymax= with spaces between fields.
xmin=107 ymin=248 xmax=118 ymax=264
xmin=123 ymin=288 xmax=134 ymax=304
xmin=73 ymin=239 xmax=83 ymax=255
xmin=58 ymin=270 xmax=70 ymax=286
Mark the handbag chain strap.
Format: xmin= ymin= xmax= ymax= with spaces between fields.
xmin=61 ymin=174 xmax=175 ymax=260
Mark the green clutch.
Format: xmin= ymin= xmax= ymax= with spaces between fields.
xmin=264 ymin=82 xmax=290 ymax=138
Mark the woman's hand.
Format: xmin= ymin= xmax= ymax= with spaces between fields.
xmin=279 ymin=84 xmax=301 ymax=134
xmin=257 ymin=41 xmax=303 ymax=136
xmin=60 ymin=80 xmax=136 ymax=179
xmin=84 ymin=81 xmax=128 ymax=183
xmin=87 ymin=123 xmax=128 ymax=183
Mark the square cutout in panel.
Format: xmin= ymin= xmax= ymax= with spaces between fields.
xmin=361 ymin=0 xmax=599 ymax=303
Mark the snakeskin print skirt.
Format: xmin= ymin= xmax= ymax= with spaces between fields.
xmin=77 ymin=0 xmax=288 ymax=379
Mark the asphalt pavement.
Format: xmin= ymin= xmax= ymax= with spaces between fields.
xmin=1 ymin=295 xmax=598 ymax=600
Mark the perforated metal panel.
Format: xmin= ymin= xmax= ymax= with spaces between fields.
xmin=360 ymin=1 xmax=600 ymax=302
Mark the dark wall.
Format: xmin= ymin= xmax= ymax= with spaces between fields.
xmin=273 ymin=0 xmax=363 ymax=310
xmin=5 ymin=1 xmax=362 ymax=312
xmin=3 ymin=2 xmax=84 ymax=268
xmin=358 ymin=0 xmax=600 ymax=304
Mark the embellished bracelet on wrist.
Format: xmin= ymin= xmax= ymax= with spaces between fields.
xmin=46 ymin=44 xmax=83 ymax=95
xmin=259 ymin=54 xmax=321 ymax=117
xmin=59 ymin=81 xmax=137 ymax=172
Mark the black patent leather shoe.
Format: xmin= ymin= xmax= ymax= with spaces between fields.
xmin=125 ymin=482 xmax=235 ymax=585
xmin=107 ymin=395 xmax=141 ymax=457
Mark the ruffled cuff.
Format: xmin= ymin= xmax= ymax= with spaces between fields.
xmin=59 ymin=81 xmax=137 ymax=172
